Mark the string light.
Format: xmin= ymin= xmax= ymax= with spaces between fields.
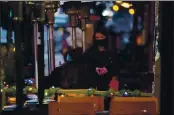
xmin=45 ymin=92 xmax=48 ymax=96
xmin=121 ymin=2 xmax=131 ymax=8
xmin=28 ymin=87 xmax=33 ymax=91
xmin=112 ymin=5 xmax=119 ymax=11
xmin=129 ymin=8 xmax=135 ymax=15
xmin=115 ymin=1 xmax=122 ymax=4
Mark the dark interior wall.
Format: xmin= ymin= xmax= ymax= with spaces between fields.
xmin=160 ymin=2 xmax=174 ymax=115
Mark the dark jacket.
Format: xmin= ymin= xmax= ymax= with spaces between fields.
xmin=50 ymin=28 xmax=119 ymax=90
xmin=83 ymin=45 xmax=119 ymax=90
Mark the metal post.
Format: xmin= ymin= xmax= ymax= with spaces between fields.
xmin=82 ymin=31 xmax=86 ymax=51
xmin=63 ymin=2 xmax=81 ymax=49
xmin=45 ymin=1 xmax=59 ymax=73
xmin=81 ymin=18 xmax=86 ymax=52
xmin=34 ymin=2 xmax=45 ymax=105
xmin=46 ymin=25 xmax=51 ymax=75
xmin=47 ymin=11 xmax=55 ymax=72
xmin=0 ymin=5 xmax=5 ymax=108
xmin=12 ymin=1 xmax=24 ymax=108
xmin=26 ymin=1 xmax=37 ymax=88
xmin=80 ymin=3 xmax=90 ymax=52
xmin=0 ymin=3 xmax=2 ymax=109
xmin=154 ymin=1 xmax=160 ymax=111
xmin=0 ymin=2 xmax=6 ymax=108
xmin=70 ymin=15 xmax=76 ymax=49
xmin=1 ymin=89 xmax=5 ymax=109
xmin=37 ymin=21 xmax=44 ymax=105
xmin=33 ymin=21 xmax=39 ymax=89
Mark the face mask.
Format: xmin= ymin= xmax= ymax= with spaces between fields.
xmin=95 ymin=39 xmax=107 ymax=48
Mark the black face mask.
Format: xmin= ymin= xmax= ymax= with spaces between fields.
xmin=95 ymin=39 xmax=107 ymax=48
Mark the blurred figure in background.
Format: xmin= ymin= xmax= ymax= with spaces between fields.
xmin=1 ymin=45 xmax=16 ymax=85
xmin=65 ymin=27 xmax=83 ymax=48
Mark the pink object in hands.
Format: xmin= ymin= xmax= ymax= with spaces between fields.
xmin=96 ymin=67 xmax=108 ymax=75
xmin=109 ymin=79 xmax=119 ymax=91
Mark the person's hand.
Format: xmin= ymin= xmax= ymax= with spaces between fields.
xmin=96 ymin=67 xmax=108 ymax=75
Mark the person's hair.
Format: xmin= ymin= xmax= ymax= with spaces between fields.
xmin=92 ymin=27 xmax=109 ymax=43
xmin=91 ymin=27 xmax=109 ymax=51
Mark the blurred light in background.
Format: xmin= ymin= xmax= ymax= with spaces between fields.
xmin=121 ymin=2 xmax=132 ymax=8
xmin=107 ymin=2 xmax=114 ymax=7
xmin=96 ymin=1 xmax=102 ymax=6
xmin=112 ymin=5 xmax=119 ymax=11
xmin=123 ymin=33 xmax=130 ymax=44
xmin=102 ymin=9 xmax=114 ymax=17
xmin=90 ymin=9 xmax=94 ymax=14
xmin=129 ymin=8 xmax=135 ymax=15
xmin=136 ymin=35 xmax=142 ymax=45
xmin=115 ymin=1 xmax=122 ymax=4
xmin=10 ymin=10 xmax=12 ymax=18
xmin=137 ymin=17 xmax=143 ymax=31
xmin=123 ymin=37 xmax=129 ymax=44
xmin=138 ymin=24 xmax=142 ymax=31
xmin=0 ymin=28 xmax=15 ymax=43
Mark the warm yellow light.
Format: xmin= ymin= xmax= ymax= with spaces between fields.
xmin=115 ymin=1 xmax=122 ymax=4
xmin=13 ymin=47 xmax=15 ymax=52
xmin=28 ymin=87 xmax=33 ymax=91
xmin=8 ymin=97 xmax=16 ymax=104
xmin=129 ymin=8 xmax=135 ymax=15
xmin=121 ymin=2 xmax=131 ymax=8
xmin=137 ymin=35 xmax=142 ymax=45
xmin=112 ymin=5 xmax=119 ymax=11
xmin=45 ymin=92 xmax=48 ymax=96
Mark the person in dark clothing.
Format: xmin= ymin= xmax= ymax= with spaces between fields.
xmin=50 ymin=27 xmax=119 ymax=90
xmin=83 ymin=27 xmax=119 ymax=90
xmin=49 ymin=47 xmax=83 ymax=88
